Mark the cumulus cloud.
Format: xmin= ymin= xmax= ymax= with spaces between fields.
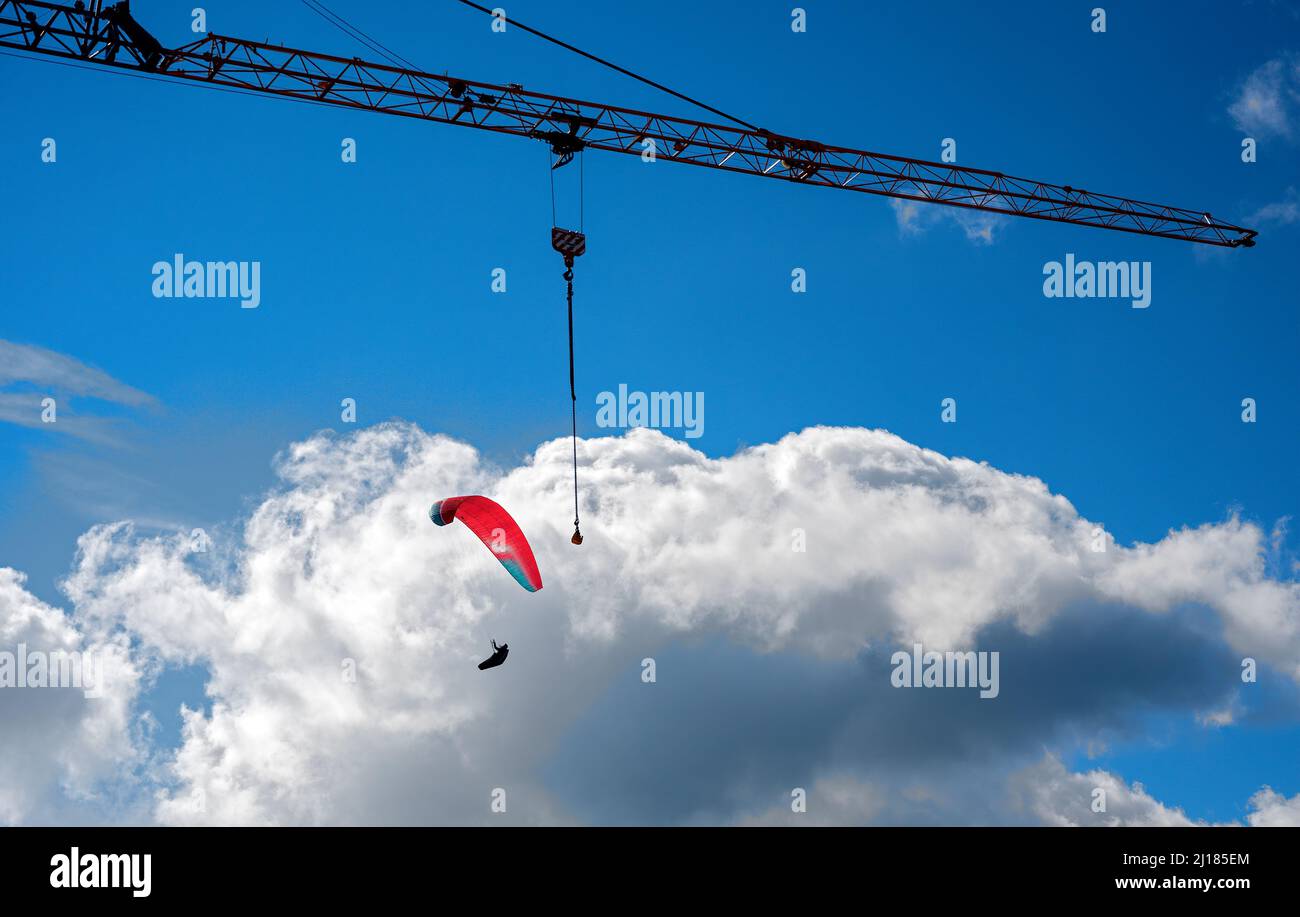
xmin=0 ymin=568 xmax=144 ymax=824
xmin=735 ymin=774 xmax=884 ymax=826
xmin=733 ymin=755 xmax=1300 ymax=826
xmin=1246 ymin=786 xmax=1300 ymax=826
xmin=1228 ymin=53 xmax=1300 ymax=139
xmin=1010 ymin=755 xmax=1199 ymax=826
xmin=2 ymin=423 xmax=1297 ymax=824
xmin=1013 ymin=756 xmax=1300 ymax=827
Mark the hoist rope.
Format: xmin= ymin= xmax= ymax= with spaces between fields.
xmin=549 ymin=149 xmax=558 ymax=225
xmin=566 ymin=265 xmax=580 ymax=537
xmin=550 ymin=147 xmax=584 ymax=543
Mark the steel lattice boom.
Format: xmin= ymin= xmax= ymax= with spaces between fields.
xmin=1 ymin=0 xmax=1258 ymax=247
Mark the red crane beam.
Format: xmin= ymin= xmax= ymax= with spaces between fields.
xmin=0 ymin=0 xmax=1258 ymax=247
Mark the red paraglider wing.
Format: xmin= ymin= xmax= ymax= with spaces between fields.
xmin=429 ymin=495 xmax=543 ymax=592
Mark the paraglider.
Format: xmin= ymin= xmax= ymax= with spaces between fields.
xmin=478 ymin=640 xmax=509 ymax=670
xmin=429 ymin=495 xmax=540 ymax=671
xmin=428 ymin=495 xmax=543 ymax=592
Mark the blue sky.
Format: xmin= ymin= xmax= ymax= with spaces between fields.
xmin=0 ymin=0 xmax=1297 ymax=825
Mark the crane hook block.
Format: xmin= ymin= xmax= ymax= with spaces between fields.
xmin=551 ymin=227 xmax=586 ymax=264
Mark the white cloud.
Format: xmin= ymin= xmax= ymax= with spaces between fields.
xmin=1094 ymin=520 xmax=1300 ymax=679
xmin=0 ymin=340 xmax=155 ymax=407
xmin=733 ymin=756 xmax=1300 ymax=827
xmin=1228 ymin=53 xmax=1300 ymax=139
xmin=1246 ymin=187 xmax=1300 ymax=227
xmin=2 ymin=423 xmax=1297 ymax=824
xmin=0 ymin=340 xmax=157 ymax=443
xmin=0 ymin=568 xmax=144 ymax=824
xmin=1013 ymin=756 xmax=1300 ymax=827
xmin=735 ymin=775 xmax=883 ymax=826
xmin=1196 ymin=706 xmax=1236 ymax=728
xmin=1010 ymin=755 xmax=1199 ymax=826
xmin=890 ymin=198 xmax=1008 ymax=244
xmin=1246 ymin=787 xmax=1300 ymax=826
xmin=0 ymin=393 xmax=126 ymax=445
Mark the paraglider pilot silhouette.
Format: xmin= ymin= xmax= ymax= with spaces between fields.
xmin=478 ymin=640 xmax=509 ymax=670
xmin=429 ymin=496 xmax=542 ymax=671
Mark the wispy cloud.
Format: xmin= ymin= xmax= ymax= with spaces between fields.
xmin=1247 ymin=186 xmax=1300 ymax=227
xmin=0 ymin=340 xmax=157 ymax=444
xmin=1228 ymin=53 xmax=1300 ymax=139
xmin=889 ymin=198 xmax=1007 ymax=245
xmin=0 ymin=340 xmax=155 ymax=407
xmin=0 ymin=393 xmax=124 ymax=445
